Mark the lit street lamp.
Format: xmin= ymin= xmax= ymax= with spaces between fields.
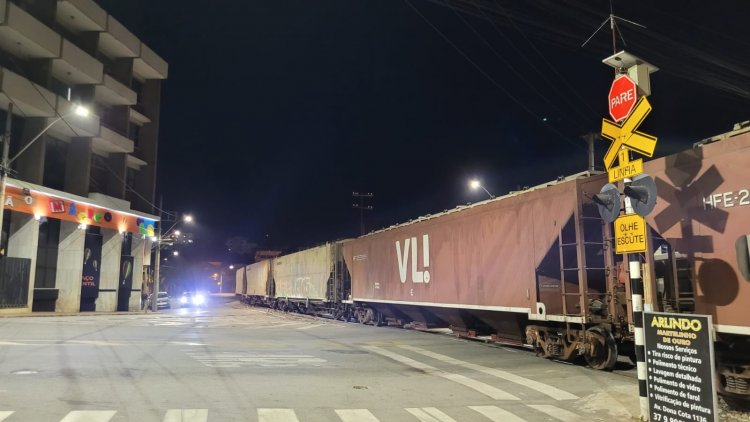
xmin=0 ymin=103 xmax=90 ymax=232
xmin=469 ymin=179 xmax=495 ymax=199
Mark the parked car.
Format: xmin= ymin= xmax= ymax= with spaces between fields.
xmin=179 ymin=291 xmax=206 ymax=307
xmin=148 ymin=292 xmax=171 ymax=309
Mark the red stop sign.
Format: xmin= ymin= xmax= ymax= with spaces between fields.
xmin=608 ymin=75 xmax=638 ymax=122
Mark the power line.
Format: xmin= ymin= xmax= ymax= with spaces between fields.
xmin=404 ymin=0 xmax=585 ymax=151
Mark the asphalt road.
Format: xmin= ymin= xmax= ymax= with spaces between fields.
xmin=0 ymin=295 xmax=641 ymax=421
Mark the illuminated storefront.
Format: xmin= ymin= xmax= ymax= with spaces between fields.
xmin=0 ymin=179 xmax=159 ymax=313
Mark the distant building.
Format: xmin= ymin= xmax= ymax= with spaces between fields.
xmin=0 ymin=0 xmax=167 ymax=313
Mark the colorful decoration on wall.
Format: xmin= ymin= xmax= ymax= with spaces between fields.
xmin=3 ymin=185 xmax=157 ymax=235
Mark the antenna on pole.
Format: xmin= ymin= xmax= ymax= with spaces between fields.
xmin=352 ymin=192 xmax=373 ymax=236
xmin=581 ymin=0 xmax=647 ymax=65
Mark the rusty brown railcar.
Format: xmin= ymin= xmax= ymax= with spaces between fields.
xmin=641 ymin=127 xmax=750 ymax=407
xmin=342 ymin=171 xmax=628 ymax=369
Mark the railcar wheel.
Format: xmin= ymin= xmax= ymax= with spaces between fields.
xmin=371 ymin=310 xmax=383 ymax=327
xmin=357 ymin=309 xmax=371 ymax=324
xmin=584 ymin=327 xmax=618 ymax=371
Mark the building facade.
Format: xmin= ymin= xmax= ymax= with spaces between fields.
xmin=0 ymin=0 xmax=167 ymax=313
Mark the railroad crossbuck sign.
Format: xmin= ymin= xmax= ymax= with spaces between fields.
xmin=601 ymin=96 xmax=658 ymax=170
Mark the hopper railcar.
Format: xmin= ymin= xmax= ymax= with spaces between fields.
xmin=342 ymin=171 xmax=628 ymax=370
xmin=236 ymin=243 xmax=353 ymax=318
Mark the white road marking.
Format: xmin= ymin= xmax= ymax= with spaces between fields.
xmin=258 ymin=408 xmax=299 ymax=422
xmin=335 ymin=409 xmax=380 ymax=422
xmin=162 ymin=409 xmax=209 ymax=422
xmin=59 ymin=410 xmax=117 ymax=422
xmin=68 ymin=340 xmax=123 ymax=346
xmin=527 ymin=405 xmax=582 ymax=422
xmin=184 ymin=352 xmax=326 ymax=368
xmin=364 ymin=346 xmax=519 ymax=400
xmin=405 ymin=407 xmax=457 ymax=422
xmin=169 ymin=342 xmax=207 ymax=346
xmin=0 ymin=411 xmax=13 ymax=422
xmin=296 ymin=324 xmax=325 ymax=330
xmin=468 ymin=406 xmax=527 ymax=422
xmin=399 ymin=345 xmax=578 ymax=400
xmin=0 ymin=341 xmax=31 ymax=346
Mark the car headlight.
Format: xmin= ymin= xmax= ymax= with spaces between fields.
xmin=192 ymin=294 xmax=205 ymax=305
xmin=180 ymin=296 xmax=188 ymax=304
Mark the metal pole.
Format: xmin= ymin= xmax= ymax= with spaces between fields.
xmin=0 ymin=103 xmax=13 ymax=242
xmin=152 ymin=196 xmax=163 ymax=312
xmin=219 ymin=272 xmax=223 ymax=293
xmin=620 ymin=147 xmax=649 ymax=421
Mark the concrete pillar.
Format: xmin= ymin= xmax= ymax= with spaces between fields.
xmin=3 ymin=213 xmax=40 ymax=313
xmin=96 ymin=228 xmax=121 ymax=312
xmin=128 ymin=236 xmax=145 ymax=311
xmin=55 ymin=221 xmax=85 ymax=313
xmin=64 ymin=137 xmax=92 ymax=197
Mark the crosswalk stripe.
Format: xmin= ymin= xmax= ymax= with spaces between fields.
xmin=59 ymin=410 xmax=117 ymax=422
xmin=399 ymin=345 xmax=578 ymax=400
xmin=405 ymin=407 xmax=457 ymax=422
xmin=527 ymin=405 xmax=582 ymax=422
xmin=162 ymin=409 xmax=209 ymax=422
xmin=335 ymin=409 xmax=380 ymax=422
xmin=364 ymin=346 xmax=520 ymax=400
xmin=468 ymin=406 xmax=527 ymax=422
xmin=0 ymin=411 xmax=14 ymax=422
xmin=258 ymin=408 xmax=299 ymax=422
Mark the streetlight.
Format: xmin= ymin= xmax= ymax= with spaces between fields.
xmin=0 ymin=103 xmax=90 ymax=231
xmin=469 ymin=179 xmax=495 ymax=199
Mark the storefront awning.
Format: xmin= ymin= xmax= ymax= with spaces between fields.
xmin=3 ymin=178 xmax=159 ymax=236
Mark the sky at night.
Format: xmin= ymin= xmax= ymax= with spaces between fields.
xmin=98 ymin=0 xmax=750 ymax=261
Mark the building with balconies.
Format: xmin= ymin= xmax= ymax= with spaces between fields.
xmin=0 ymin=0 xmax=167 ymax=313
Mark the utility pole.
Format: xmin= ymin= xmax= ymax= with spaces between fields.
xmin=581 ymin=132 xmax=601 ymax=173
xmin=0 ymin=103 xmax=13 ymax=240
xmin=151 ymin=195 xmax=163 ymax=312
xmin=352 ymin=192 xmax=373 ymax=236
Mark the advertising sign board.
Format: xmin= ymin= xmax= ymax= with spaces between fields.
xmin=643 ymin=312 xmax=718 ymax=422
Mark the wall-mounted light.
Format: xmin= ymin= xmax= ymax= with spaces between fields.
xmin=78 ymin=223 xmax=88 ymax=230
xmin=33 ymin=213 xmax=42 ymax=221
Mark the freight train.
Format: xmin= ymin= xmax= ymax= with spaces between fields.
xmin=235 ymin=124 xmax=750 ymax=408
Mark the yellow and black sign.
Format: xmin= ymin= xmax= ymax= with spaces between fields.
xmin=601 ymin=97 xmax=658 ymax=170
xmin=614 ymin=214 xmax=646 ymax=254
xmin=608 ymin=158 xmax=643 ymax=183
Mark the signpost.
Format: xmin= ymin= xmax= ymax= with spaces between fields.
xmin=643 ymin=312 xmax=718 ymax=422
xmin=597 ymin=52 xmax=661 ymax=422
xmin=608 ymin=75 xmax=639 ymax=122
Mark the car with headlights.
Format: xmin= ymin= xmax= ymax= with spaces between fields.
xmin=148 ymin=292 xmax=171 ymax=309
xmin=179 ymin=291 xmax=206 ymax=307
